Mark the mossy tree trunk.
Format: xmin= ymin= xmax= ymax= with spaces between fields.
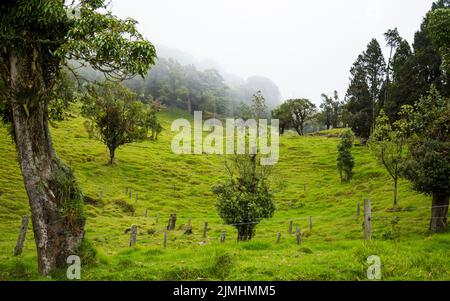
xmin=8 ymin=48 xmax=85 ymax=275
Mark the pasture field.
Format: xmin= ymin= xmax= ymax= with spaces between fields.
xmin=0 ymin=108 xmax=448 ymax=280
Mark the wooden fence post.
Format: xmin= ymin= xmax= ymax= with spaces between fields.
xmin=276 ymin=232 xmax=281 ymax=243
xmin=357 ymin=202 xmax=360 ymax=219
xmin=129 ymin=189 xmax=132 ymax=200
xmin=14 ymin=216 xmax=28 ymax=256
xmin=289 ymin=220 xmax=293 ymax=234
xmin=167 ymin=213 xmax=177 ymax=230
xmin=364 ymin=199 xmax=372 ymax=240
xmin=163 ymin=228 xmax=167 ymax=249
xmin=135 ymin=192 xmax=138 ymax=202
xmin=203 ymin=222 xmax=208 ymax=238
xmin=296 ymin=227 xmax=302 ymax=245
xmin=309 ymin=216 xmax=313 ymax=231
xmin=220 ymin=231 xmax=226 ymax=243
xmin=129 ymin=225 xmax=137 ymax=247
xmin=144 ymin=209 xmax=148 ymax=217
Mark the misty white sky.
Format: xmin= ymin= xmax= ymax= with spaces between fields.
xmin=111 ymin=0 xmax=435 ymax=105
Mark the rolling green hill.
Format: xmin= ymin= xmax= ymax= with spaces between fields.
xmin=0 ymin=108 xmax=448 ymax=280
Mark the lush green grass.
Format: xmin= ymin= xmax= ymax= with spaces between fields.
xmin=0 ymin=108 xmax=448 ymax=280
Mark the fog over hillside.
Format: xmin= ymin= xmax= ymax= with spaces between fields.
xmin=157 ymin=44 xmax=282 ymax=107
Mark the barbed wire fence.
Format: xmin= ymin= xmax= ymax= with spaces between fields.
xmin=4 ymin=172 xmax=449 ymax=253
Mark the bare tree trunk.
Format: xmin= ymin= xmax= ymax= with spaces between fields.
xmin=8 ymin=49 xmax=85 ymax=275
xmin=430 ymin=192 xmax=449 ymax=233
xmin=109 ymin=148 xmax=115 ymax=165
xmin=393 ymin=178 xmax=398 ymax=208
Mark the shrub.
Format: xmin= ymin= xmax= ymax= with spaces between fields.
xmin=337 ymin=129 xmax=355 ymax=181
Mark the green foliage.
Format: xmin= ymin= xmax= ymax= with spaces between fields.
xmin=287 ymin=98 xmax=316 ymax=135
xmin=56 ymin=4 xmax=156 ymax=80
xmin=337 ymin=129 xmax=355 ymax=182
xmin=384 ymin=40 xmax=414 ymax=121
xmin=48 ymin=70 xmax=77 ymax=125
xmin=126 ymin=58 xmax=230 ymax=115
xmin=381 ymin=217 xmax=401 ymax=241
xmin=53 ymin=161 xmax=85 ymax=228
xmin=114 ymin=200 xmax=136 ymax=215
xmin=144 ymin=100 xmax=165 ymax=141
xmin=344 ymin=55 xmax=372 ymax=139
xmin=77 ymin=239 xmax=98 ymax=267
xmin=271 ymin=101 xmax=292 ymax=134
xmin=427 ymin=8 xmax=450 ymax=73
xmin=213 ymin=154 xmax=275 ymax=241
xmin=384 ymin=3 xmax=450 ymax=122
xmin=403 ymin=86 xmax=450 ymax=195
xmin=272 ymin=98 xmax=317 ymax=135
xmin=208 ymin=250 xmax=234 ymax=280
xmin=384 ymin=28 xmax=402 ymax=50
xmin=344 ymin=39 xmax=385 ymax=139
xmin=81 ymin=82 xmax=149 ymax=164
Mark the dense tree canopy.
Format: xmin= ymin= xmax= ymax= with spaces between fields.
xmin=124 ymin=58 xmax=231 ymax=115
xmin=81 ymin=82 xmax=151 ymax=164
xmin=403 ymin=86 xmax=450 ymax=232
xmin=344 ymin=54 xmax=372 ymax=139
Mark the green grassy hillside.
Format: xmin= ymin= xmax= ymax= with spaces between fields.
xmin=0 ymin=108 xmax=448 ymax=280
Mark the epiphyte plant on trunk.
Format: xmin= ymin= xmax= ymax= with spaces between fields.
xmin=212 ymin=153 xmax=275 ymax=241
xmin=0 ymin=0 xmax=156 ymax=275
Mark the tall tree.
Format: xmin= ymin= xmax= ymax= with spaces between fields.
xmin=362 ymin=39 xmax=386 ymax=133
xmin=331 ymin=90 xmax=342 ymax=129
xmin=344 ymin=55 xmax=372 ymax=139
xmin=384 ymin=40 xmax=414 ymax=121
xmin=383 ymin=28 xmax=402 ymax=109
xmin=407 ymin=0 xmax=450 ymax=100
xmin=427 ymin=8 xmax=450 ymax=74
xmin=320 ymin=93 xmax=333 ymax=130
xmin=385 ymin=1 xmax=449 ymax=122
xmin=0 ymin=1 xmax=156 ymax=274
xmin=403 ymin=86 xmax=450 ymax=232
